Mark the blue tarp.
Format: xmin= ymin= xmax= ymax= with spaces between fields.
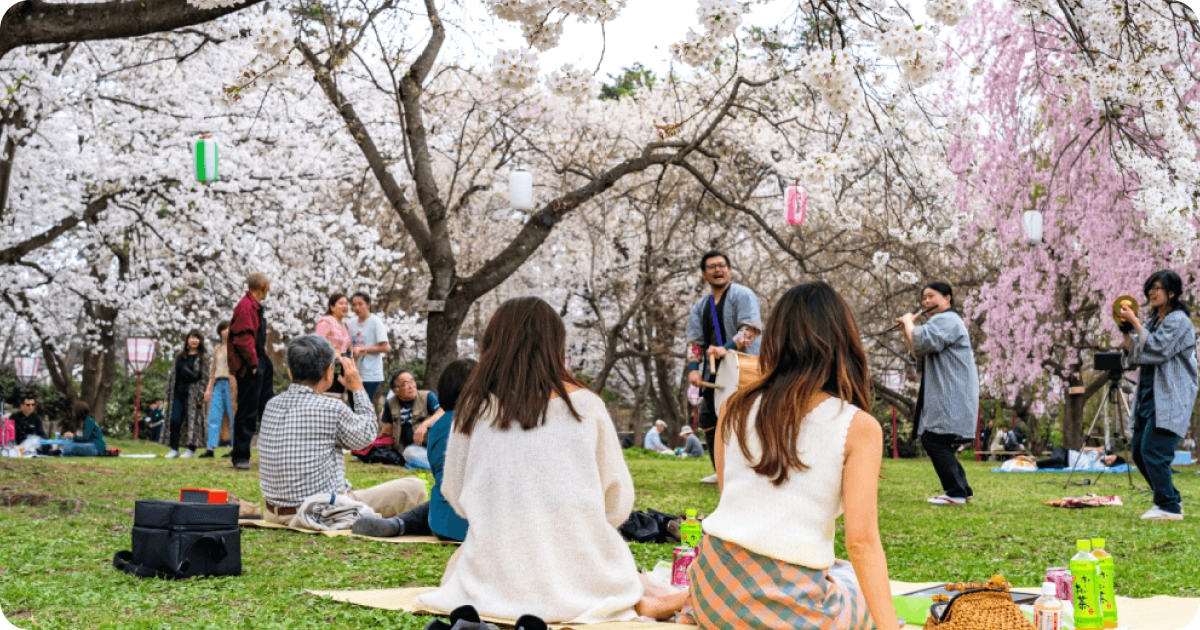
xmin=991 ymin=464 xmax=1134 ymax=474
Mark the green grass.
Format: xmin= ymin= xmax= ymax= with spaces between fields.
xmin=0 ymin=442 xmax=1197 ymax=628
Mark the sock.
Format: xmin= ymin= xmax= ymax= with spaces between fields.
xmin=351 ymin=516 xmax=404 ymax=537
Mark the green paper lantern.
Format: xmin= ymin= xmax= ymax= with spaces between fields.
xmin=194 ymin=135 xmax=219 ymax=183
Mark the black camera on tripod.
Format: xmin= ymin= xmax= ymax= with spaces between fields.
xmin=1094 ymin=351 xmax=1124 ymax=380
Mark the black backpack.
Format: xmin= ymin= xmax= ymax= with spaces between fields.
xmin=113 ymin=500 xmax=241 ymax=579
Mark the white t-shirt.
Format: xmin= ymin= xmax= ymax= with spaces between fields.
xmin=346 ymin=314 xmax=388 ymax=382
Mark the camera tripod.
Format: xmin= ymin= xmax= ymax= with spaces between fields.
xmin=1063 ymin=371 xmax=1136 ymax=490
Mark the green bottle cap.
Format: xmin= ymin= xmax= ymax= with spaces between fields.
xmin=686 ymin=509 xmax=697 ymax=518
xmin=1077 ymin=539 xmax=1092 ymax=551
xmin=1091 ymin=537 xmax=1105 ymax=548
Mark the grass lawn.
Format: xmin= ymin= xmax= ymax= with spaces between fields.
xmin=0 ymin=441 xmax=1197 ymax=629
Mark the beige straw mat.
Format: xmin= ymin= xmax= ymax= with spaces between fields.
xmin=305 ymin=581 xmax=1200 ymax=629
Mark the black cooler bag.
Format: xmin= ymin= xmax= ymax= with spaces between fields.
xmin=113 ymin=500 xmax=241 ymax=579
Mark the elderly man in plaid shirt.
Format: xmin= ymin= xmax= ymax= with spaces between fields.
xmin=258 ymin=335 xmax=426 ymax=526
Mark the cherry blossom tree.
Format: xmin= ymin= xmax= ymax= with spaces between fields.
xmin=949 ymin=2 xmax=1200 ymax=448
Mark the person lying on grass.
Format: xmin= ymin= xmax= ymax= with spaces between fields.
xmin=256 ymin=335 xmax=425 ymax=527
xmin=637 ymin=282 xmax=900 ymax=630
xmin=413 ymin=297 xmax=644 ymax=624
xmin=351 ymin=358 xmax=475 ymax=542
xmin=1012 ymin=446 xmax=1126 ymax=470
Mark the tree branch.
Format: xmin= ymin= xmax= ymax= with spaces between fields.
xmin=0 ymin=0 xmax=263 ymax=59
xmin=0 ymin=193 xmax=112 ymax=265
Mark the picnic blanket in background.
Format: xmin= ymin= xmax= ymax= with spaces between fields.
xmin=238 ymin=518 xmax=458 ymax=545
xmin=1174 ymin=451 xmax=1194 ymax=466
xmin=307 ymin=581 xmax=1200 ymax=630
xmin=991 ymin=463 xmax=1133 ymax=474
xmin=1043 ymin=494 xmax=1124 ymax=508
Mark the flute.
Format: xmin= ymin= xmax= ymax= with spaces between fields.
xmin=884 ymin=305 xmax=939 ymax=333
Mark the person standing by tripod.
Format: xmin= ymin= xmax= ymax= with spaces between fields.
xmin=1119 ymin=269 xmax=1197 ymax=521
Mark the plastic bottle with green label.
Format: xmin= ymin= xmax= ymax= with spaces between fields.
xmin=419 ymin=472 xmax=433 ymax=496
xmin=1091 ymin=537 xmax=1118 ymax=628
xmin=1070 ymin=539 xmax=1103 ymax=629
xmin=679 ymin=509 xmax=702 ymax=548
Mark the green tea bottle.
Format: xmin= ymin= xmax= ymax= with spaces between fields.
xmin=680 ymin=509 xmax=703 ymax=548
xmin=419 ymin=472 xmax=433 ymax=496
xmin=1091 ymin=537 xmax=1118 ymax=628
xmin=1070 ymin=539 xmax=1103 ymax=629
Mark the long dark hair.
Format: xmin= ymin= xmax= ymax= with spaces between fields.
xmin=1144 ymin=269 xmax=1190 ymax=318
xmin=438 ymin=358 xmax=477 ymax=412
xmin=722 ymin=282 xmax=872 ymax=486
xmin=454 ymin=297 xmax=586 ymax=435
xmin=175 ymin=329 xmax=207 ymax=361
xmin=68 ymin=400 xmax=91 ymax=432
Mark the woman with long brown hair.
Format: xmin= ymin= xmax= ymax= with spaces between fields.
xmin=639 ymin=282 xmax=899 ymax=630
xmin=414 ymin=297 xmax=642 ymax=624
xmin=162 ymin=329 xmax=208 ymax=458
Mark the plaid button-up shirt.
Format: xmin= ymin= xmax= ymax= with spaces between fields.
xmin=258 ymin=384 xmax=378 ymax=508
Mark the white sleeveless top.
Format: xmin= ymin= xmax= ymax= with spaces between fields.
xmin=702 ymin=396 xmax=857 ymax=570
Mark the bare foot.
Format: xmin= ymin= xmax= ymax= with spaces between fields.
xmin=635 ymin=591 xmax=690 ymax=621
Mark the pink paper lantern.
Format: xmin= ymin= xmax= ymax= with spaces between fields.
xmin=126 ymin=338 xmax=157 ymax=374
xmin=784 ymin=184 xmax=807 ymax=226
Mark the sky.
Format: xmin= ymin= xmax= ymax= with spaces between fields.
xmin=484 ymin=0 xmax=800 ymax=79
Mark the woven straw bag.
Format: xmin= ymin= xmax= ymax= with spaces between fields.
xmin=924 ymin=588 xmax=1035 ymax=630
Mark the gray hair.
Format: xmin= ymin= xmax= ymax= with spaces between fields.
xmin=287 ymin=335 xmax=335 ymax=384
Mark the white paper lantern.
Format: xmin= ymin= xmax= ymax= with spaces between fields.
xmin=784 ymin=184 xmax=807 ymax=226
xmin=13 ymin=357 xmax=39 ymax=385
xmin=509 ymin=168 xmax=534 ymax=210
xmin=126 ymin=337 xmax=157 ymax=374
xmin=1022 ymin=209 xmax=1043 ymax=245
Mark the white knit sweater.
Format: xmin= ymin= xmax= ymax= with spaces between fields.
xmin=702 ymin=396 xmax=856 ymax=569
xmin=413 ymin=390 xmax=643 ymax=623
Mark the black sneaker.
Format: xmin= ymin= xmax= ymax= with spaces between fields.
xmin=198 ymin=450 xmax=215 ymax=458
xmin=221 ymin=451 xmax=234 ymax=458
xmin=423 ymin=605 xmax=487 ymax=630
xmin=515 ymin=614 xmax=548 ymax=630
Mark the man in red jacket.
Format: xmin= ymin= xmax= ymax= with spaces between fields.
xmin=227 ymin=272 xmax=274 ymax=470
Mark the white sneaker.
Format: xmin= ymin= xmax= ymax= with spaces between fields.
xmin=1141 ymin=506 xmax=1183 ymax=520
xmin=180 ymin=449 xmax=195 ymax=459
xmin=700 ymin=473 xmax=718 ymax=484
xmin=927 ymin=495 xmax=967 ymax=506
xmin=165 ymin=450 xmax=179 ymax=458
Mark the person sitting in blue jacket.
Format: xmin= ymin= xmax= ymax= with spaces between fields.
xmin=352 ymin=358 xmax=474 ymax=541
xmin=61 ymin=401 xmax=107 ymax=457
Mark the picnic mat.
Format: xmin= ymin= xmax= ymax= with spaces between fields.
xmin=891 ymin=581 xmax=1200 ymax=630
xmin=307 ymin=581 xmax=1200 ymax=630
xmin=238 ymin=518 xmax=458 ymax=545
xmin=305 ymin=586 xmax=661 ymax=629
xmin=991 ymin=464 xmax=1133 ymax=473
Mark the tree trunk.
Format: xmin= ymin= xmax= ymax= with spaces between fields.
xmin=423 ymin=301 xmax=469 ymax=391
xmin=652 ymin=353 xmax=683 ymax=428
xmin=77 ymin=302 xmax=118 ymax=426
xmin=1062 ymin=375 xmax=1086 ymax=451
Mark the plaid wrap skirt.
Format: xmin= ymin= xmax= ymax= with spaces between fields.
xmin=681 ymin=535 xmax=873 ymax=629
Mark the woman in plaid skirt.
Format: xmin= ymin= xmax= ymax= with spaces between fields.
xmin=637 ymin=282 xmax=901 ymax=630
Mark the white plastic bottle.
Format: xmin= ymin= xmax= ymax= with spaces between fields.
xmin=1035 ymin=581 xmax=1065 ymax=630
